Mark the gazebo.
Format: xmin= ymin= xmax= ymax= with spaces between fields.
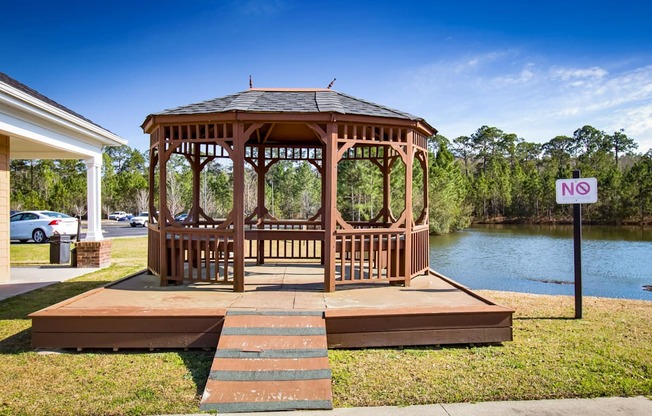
xmin=141 ymin=88 xmax=434 ymax=292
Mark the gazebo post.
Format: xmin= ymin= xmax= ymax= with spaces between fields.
xmin=233 ymin=123 xmax=246 ymax=292
xmin=159 ymin=133 xmax=169 ymax=285
xmin=256 ymin=145 xmax=266 ymax=265
xmin=403 ymin=131 xmax=414 ymax=287
xmin=323 ymin=123 xmax=338 ymax=292
xmin=147 ymin=139 xmax=158 ymax=276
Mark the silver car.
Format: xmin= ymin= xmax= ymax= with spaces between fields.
xmin=10 ymin=211 xmax=79 ymax=243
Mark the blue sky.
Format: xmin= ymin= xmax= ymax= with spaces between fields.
xmin=2 ymin=0 xmax=651 ymax=153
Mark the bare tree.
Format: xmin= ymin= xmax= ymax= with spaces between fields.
xmin=102 ymin=204 xmax=112 ymax=219
xmin=135 ymin=188 xmax=148 ymax=214
xmin=200 ymin=174 xmax=217 ymax=219
xmin=71 ymin=203 xmax=87 ymax=218
xmin=243 ymin=168 xmax=257 ymax=216
xmin=166 ymin=174 xmax=185 ymax=217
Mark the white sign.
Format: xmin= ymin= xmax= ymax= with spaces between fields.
xmin=556 ymin=178 xmax=598 ymax=204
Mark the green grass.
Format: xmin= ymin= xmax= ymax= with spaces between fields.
xmin=10 ymin=242 xmax=52 ymax=265
xmin=1 ymin=238 xmax=651 ymax=415
xmin=330 ymin=293 xmax=652 ymax=407
xmin=2 ymin=238 xmax=213 ymax=416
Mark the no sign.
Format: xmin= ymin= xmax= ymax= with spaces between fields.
xmin=556 ymin=178 xmax=598 ymax=204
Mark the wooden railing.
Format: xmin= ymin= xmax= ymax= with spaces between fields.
xmin=410 ymin=225 xmax=430 ymax=276
xmin=346 ymin=221 xmax=393 ymax=229
xmin=335 ymin=229 xmax=405 ymax=284
xmin=150 ymin=220 xmax=426 ymax=288
xmin=148 ymin=227 xmax=161 ymax=276
xmin=245 ymin=221 xmax=323 ymax=261
xmin=163 ymin=227 xmax=234 ymax=284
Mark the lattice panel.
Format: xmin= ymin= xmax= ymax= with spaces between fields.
xmin=337 ymin=124 xmax=408 ymax=143
xmin=245 ymin=146 xmax=323 ymax=161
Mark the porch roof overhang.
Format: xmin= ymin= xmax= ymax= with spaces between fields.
xmin=0 ymin=72 xmax=127 ymax=160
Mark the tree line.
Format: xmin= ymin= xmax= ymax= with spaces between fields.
xmin=10 ymin=146 xmax=148 ymax=218
xmin=430 ymin=125 xmax=652 ymax=233
xmin=9 ymin=124 xmax=652 ymax=233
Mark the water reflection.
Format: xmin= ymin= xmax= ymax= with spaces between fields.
xmin=429 ymin=224 xmax=652 ymax=300
xmin=470 ymin=223 xmax=652 ymax=241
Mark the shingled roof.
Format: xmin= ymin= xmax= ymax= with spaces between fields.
xmin=153 ymin=88 xmax=424 ymax=122
xmin=0 ymin=71 xmax=103 ymax=129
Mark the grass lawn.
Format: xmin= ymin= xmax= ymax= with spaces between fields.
xmin=2 ymin=237 xmax=651 ymax=415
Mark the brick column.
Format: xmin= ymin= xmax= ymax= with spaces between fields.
xmin=0 ymin=135 xmax=9 ymax=282
xmin=75 ymin=240 xmax=112 ymax=268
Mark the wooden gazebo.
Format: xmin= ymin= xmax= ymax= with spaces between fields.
xmin=141 ymin=88 xmax=434 ymax=292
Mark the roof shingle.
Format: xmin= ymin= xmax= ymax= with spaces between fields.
xmin=154 ymin=89 xmax=424 ymax=123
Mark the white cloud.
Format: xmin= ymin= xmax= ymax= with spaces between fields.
xmin=492 ymin=63 xmax=536 ymax=86
xmin=550 ymin=66 xmax=608 ymax=84
xmin=394 ymin=53 xmax=652 ymax=152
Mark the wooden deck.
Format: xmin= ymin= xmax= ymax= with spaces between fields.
xmin=29 ymin=263 xmax=513 ymax=349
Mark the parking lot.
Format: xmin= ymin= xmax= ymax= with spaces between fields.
xmin=88 ymin=220 xmax=149 ymax=239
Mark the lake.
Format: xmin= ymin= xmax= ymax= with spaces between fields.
xmin=429 ymin=224 xmax=652 ymax=300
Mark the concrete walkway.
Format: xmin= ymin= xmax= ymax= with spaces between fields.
xmin=164 ymin=396 xmax=652 ymax=416
xmin=0 ymin=265 xmax=99 ymax=301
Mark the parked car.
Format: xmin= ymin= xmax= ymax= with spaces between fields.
xmin=117 ymin=214 xmax=133 ymax=222
xmin=130 ymin=212 xmax=149 ymax=227
xmin=175 ymin=213 xmax=188 ymax=222
xmin=10 ymin=211 xmax=79 ymax=243
xmin=108 ymin=211 xmax=128 ymax=221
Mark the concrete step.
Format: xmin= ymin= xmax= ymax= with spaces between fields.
xmin=200 ymin=310 xmax=333 ymax=413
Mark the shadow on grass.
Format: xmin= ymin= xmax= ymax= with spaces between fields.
xmin=0 ymin=328 xmax=32 ymax=353
xmin=515 ymin=316 xmax=577 ymax=321
xmin=178 ymin=350 xmax=215 ymax=396
xmin=0 ymin=280 xmax=112 ymax=320
xmin=0 ymin=280 xmax=113 ymax=355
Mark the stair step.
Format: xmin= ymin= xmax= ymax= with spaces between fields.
xmin=210 ymin=368 xmax=332 ymax=381
xmin=200 ymin=310 xmax=333 ymax=413
xmin=211 ymin=356 xmax=331 ymax=372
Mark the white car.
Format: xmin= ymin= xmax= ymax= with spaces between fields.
xmin=130 ymin=212 xmax=150 ymax=227
xmin=108 ymin=211 xmax=128 ymax=220
xmin=10 ymin=211 xmax=79 ymax=243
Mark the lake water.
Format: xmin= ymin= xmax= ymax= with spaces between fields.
xmin=429 ymin=224 xmax=652 ymax=300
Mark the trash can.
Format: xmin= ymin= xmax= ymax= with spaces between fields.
xmin=50 ymin=234 xmax=71 ymax=264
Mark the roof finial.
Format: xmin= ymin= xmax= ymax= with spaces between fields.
xmin=327 ymin=78 xmax=336 ymax=89
xmin=249 ymin=75 xmax=253 ymax=89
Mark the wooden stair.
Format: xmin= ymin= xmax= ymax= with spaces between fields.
xmin=200 ymin=310 xmax=333 ymax=413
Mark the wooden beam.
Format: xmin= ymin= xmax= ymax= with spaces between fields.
xmin=233 ymin=123 xmax=246 ymax=292
xmin=323 ymin=123 xmax=338 ymax=292
xmin=404 ymin=131 xmax=414 ymax=286
xmin=159 ymin=130 xmax=169 ymax=285
xmin=148 ymin=131 xmax=159 ymax=275
xmin=191 ymin=144 xmax=201 ymax=225
xmin=256 ymin=145 xmax=266 ymax=264
xmin=306 ymin=123 xmax=327 ymax=144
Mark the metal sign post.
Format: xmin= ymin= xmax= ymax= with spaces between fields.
xmin=572 ymin=171 xmax=583 ymax=319
xmin=555 ymin=171 xmax=598 ymax=319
